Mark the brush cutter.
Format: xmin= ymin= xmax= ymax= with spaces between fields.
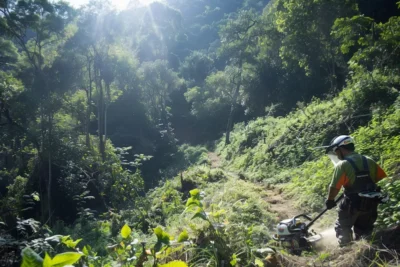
xmin=272 ymin=194 xmax=344 ymax=255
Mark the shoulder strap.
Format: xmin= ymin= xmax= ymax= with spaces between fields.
xmin=345 ymin=157 xmax=359 ymax=172
xmin=362 ymin=156 xmax=369 ymax=171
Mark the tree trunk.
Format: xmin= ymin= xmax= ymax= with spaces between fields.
xmin=98 ymin=75 xmax=105 ymax=162
xmin=47 ymin=150 xmax=52 ymax=223
xmin=47 ymin=113 xmax=53 ymax=225
xmin=39 ymin=159 xmax=46 ymax=223
xmin=104 ymin=82 xmax=111 ymax=151
xmin=225 ymin=86 xmax=240 ymax=145
xmin=86 ymin=56 xmax=93 ymax=148
xmin=330 ymin=47 xmax=337 ymax=92
xmin=39 ymin=104 xmax=46 ymax=223
xmin=104 ymin=104 xmax=108 ymax=151
xmin=93 ymin=55 xmax=106 ymax=162
xmin=225 ymin=60 xmax=242 ymax=145
xmin=40 ymin=106 xmax=44 ymax=153
xmin=85 ymin=92 xmax=91 ymax=148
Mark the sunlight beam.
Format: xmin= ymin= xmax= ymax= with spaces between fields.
xmin=61 ymin=0 xmax=160 ymax=11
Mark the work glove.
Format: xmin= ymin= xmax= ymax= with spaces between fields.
xmin=325 ymin=199 xmax=336 ymax=210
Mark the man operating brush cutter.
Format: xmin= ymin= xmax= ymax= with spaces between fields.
xmin=322 ymin=135 xmax=389 ymax=246
xmin=270 ymin=135 xmax=389 ymax=254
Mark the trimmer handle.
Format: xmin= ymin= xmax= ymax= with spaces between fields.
xmin=305 ymin=194 xmax=344 ymax=229
xmin=293 ymin=214 xmax=313 ymax=221
xmin=290 ymin=214 xmax=311 ymax=226
xmin=290 ymin=214 xmax=313 ymax=231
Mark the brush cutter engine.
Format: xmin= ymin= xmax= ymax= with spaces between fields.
xmin=272 ymin=214 xmax=318 ymax=255
xmin=272 ymin=195 xmax=344 ymax=255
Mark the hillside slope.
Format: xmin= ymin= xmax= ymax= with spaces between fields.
xmin=146 ymin=81 xmax=400 ymax=265
xmin=216 ymin=86 xmax=400 ymax=228
xmin=148 ymin=149 xmax=400 ymax=266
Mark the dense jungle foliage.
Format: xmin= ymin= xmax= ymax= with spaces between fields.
xmin=0 ymin=0 xmax=399 ymax=266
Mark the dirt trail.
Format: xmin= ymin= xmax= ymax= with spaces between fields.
xmin=207 ymin=152 xmax=334 ymax=233
xmin=208 ymin=152 xmax=222 ymax=169
xmin=263 ymin=189 xmax=303 ymax=221
xmin=206 ymin=152 xmax=340 ymax=254
xmin=208 ymin=152 xmax=303 ymax=221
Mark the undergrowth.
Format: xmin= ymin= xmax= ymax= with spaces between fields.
xmin=277 ymin=237 xmax=400 ymax=267
xmin=216 ymin=86 xmax=400 ymax=228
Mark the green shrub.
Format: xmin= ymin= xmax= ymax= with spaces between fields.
xmin=179 ymin=144 xmax=210 ymax=166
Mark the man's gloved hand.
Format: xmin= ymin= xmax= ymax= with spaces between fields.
xmin=325 ymin=199 xmax=336 ymax=210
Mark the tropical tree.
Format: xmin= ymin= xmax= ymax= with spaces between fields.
xmin=218 ymin=10 xmax=259 ymax=144
xmin=0 ymin=0 xmax=75 ymax=223
xmin=139 ymin=60 xmax=184 ymax=141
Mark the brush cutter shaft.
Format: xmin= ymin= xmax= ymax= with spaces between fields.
xmin=306 ymin=194 xmax=344 ymax=229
